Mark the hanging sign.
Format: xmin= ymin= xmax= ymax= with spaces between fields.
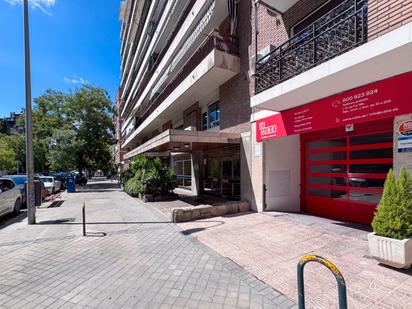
xmin=256 ymin=72 xmax=412 ymax=142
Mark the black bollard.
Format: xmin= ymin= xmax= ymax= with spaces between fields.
xmin=82 ymin=202 xmax=86 ymax=236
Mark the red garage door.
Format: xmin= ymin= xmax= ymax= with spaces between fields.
xmin=302 ymin=120 xmax=393 ymax=224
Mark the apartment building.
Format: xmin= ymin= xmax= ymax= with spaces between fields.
xmin=251 ymin=0 xmax=412 ymax=224
xmin=117 ymin=0 xmax=412 ymax=225
xmin=117 ymin=0 xmax=253 ymax=201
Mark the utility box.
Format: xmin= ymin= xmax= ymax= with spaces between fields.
xmin=66 ymin=175 xmax=76 ymax=193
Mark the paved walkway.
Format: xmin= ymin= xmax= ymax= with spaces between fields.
xmin=0 ymin=181 xmax=295 ymax=309
xmin=177 ymin=211 xmax=412 ymax=309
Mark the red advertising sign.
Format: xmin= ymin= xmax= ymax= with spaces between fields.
xmin=256 ymin=72 xmax=412 ymax=142
xmin=398 ymin=120 xmax=412 ymax=136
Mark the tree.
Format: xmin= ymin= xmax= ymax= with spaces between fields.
xmin=0 ymin=135 xmax=16 ymax=173
xmin=0 ymin=118 xmax=7 ymax=134
xmin=16 ymin=86 xmax=115 ymax=174
xmin=47 ymin=129 xmax=77 ymax=171
xmin=1 ymin=134 xmax=26 ymax=173
xmin=67 ymin=85 xmax=115 ymax=175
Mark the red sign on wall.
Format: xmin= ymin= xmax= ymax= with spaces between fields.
xmin=256 ymin=72 xmax=412 ymax=142
xmin=398 ymin=120 xmax=412 ymax=136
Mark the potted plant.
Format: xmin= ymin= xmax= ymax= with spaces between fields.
xmin=368 ymin=166 xmax=412 ymax=269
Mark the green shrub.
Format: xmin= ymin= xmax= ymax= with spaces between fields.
xmin=120 ymin=169 xmax=134 ymax=185
xmin=124 ymin=175 xmax=141 ymax=197
xmin=371 ymin=166 xmax=412 ymax=240
xmin=123 ymin=155 xmax=177 ymax=197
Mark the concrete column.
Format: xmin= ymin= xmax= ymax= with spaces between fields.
xmin=191 ymin=151 xmax=203 ymax=195
xmin=393 ymin=114 xmax=412 ymax=174
xmin=241 ymin=123 xmax=265 ymax=212
xmin=241 ymin=131 xmax=253 ymax=205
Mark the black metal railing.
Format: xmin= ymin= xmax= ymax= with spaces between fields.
xmin=255 ymin=0 xmax=368 ymax=94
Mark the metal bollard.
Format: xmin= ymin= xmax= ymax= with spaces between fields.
xmin=82 ymin=202 xmax=86 ymax=236
xmin=297 ymin=254 xmax=347 ymax=309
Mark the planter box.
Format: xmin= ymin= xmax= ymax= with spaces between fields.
xmin=368 ymin=233 xmax=412 ymax=269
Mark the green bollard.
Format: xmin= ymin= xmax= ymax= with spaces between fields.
xmin=297 ymin=254 xmax=347 ymax=309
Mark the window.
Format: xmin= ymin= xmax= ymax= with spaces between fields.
xmin=202 ymin=112 xmax=208 ymax=131
xmin=208 ymin=102 xmax=220 ymax=128
xmin=202 ymin=102 xmax=220 ymax=131
xmin=0 ymin=180 xmax=15 ymax=192
xmin=174 ymin=160 xmax=191 ymax=189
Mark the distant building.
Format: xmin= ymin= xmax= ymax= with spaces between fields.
xmin=6 ymin=112 xmax=24 ymax=135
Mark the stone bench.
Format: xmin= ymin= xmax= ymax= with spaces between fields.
xmin=172 ymin=201 xmax=251 ymax=223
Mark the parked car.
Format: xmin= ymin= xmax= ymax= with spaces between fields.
xmin=53 ymin=178 xmax=62 ymax=192
xmin=0 ymin=178 xmax=22 ymax=217
xmin=52 ymin=173 xmax=67 ymax=190
xmin=4 ymin=175 xmax=27 ymax=205
xmin=39 ymin=176 xmax=56 ymax=195
xmin=75 ymin=174 xmax=88 ymax=186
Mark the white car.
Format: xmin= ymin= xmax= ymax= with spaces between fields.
xmin=39 ymin=176 xmax=56 ymax=195
xmin=0 ymin=178 xmax=22 ymax=217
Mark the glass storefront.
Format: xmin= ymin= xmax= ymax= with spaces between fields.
xmin=174 ymin=159 xmax=192 ymax=190
xmin=202 ymin=151 xmax=240 ymax=199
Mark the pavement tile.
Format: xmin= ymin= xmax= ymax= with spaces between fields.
xmin=0 ymin=180 xmax=294 ymax=309
xmin=177 ymin=210 xmax=412 ymax=309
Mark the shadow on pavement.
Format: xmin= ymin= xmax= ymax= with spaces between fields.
xmin=333 ymin=221 xmax=372 ymax=232
xmin=47 ymin=200 xmax=65 ymax=208
xmin=37 ymin=220 xmax=172 ymax=225
xmin=264 ymin=210 xmax=372 ymax=233
xmin=181 ymin=227 xmax=206 ymax=235
xmin=85 ymin=231 xmax=107 ymax=237
xmin=0 ymin=211 xmax=27 ymax=230
xmin=178 ymin=193 xmax=229 ymax=207
xmin=76 ymin=182 xmax=121 ymax=193
xmin=38 ymin=218 xmax=75 ymax=224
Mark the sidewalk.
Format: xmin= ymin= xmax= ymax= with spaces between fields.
xmin=0 ymin=180 xmax=295 ymax=309
xmin=177 ymin=211 xmax=412 ymax=309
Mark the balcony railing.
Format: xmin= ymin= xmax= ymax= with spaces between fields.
xmin=120 ymin=0 xmax=197 ymax=120
xmin=134 ymin=32 xmax=239 ymax=129
xmin=255 ymin=0 xmax=368 ymax=94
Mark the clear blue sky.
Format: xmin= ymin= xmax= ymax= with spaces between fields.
xmin=0 ymin=0 xmax=121 ymax=117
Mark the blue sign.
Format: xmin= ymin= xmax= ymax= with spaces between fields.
xmin=398 ymin=136 xmax=412 ymax=153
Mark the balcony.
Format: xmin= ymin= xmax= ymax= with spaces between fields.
xmin=122 ymin=32 xmax=240 ymax=148
xmin=138 ymin=32 xmax=238 ymax=122
xmin=255 ymin=0 xmax=368 ymax=94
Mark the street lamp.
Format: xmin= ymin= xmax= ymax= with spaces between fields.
xmin=23 ymin=0 xmax=36 ymax=224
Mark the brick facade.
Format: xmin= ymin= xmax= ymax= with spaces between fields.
xmin=219 ymin=0 xmax=252 ymax=134
xmin=368 ymin=0 xmax=412 ymax=39
xmin=250 ymin=0 xmax=412 ymax=94
xmin=249 ymin=0 xmax=328 ymax=94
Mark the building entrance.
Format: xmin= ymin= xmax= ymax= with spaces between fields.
xmin=302 ymin=119 xmax=393 ymax=224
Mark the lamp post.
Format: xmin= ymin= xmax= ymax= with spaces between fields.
xmin=23 ymin=0 xmax=36 ymax=224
